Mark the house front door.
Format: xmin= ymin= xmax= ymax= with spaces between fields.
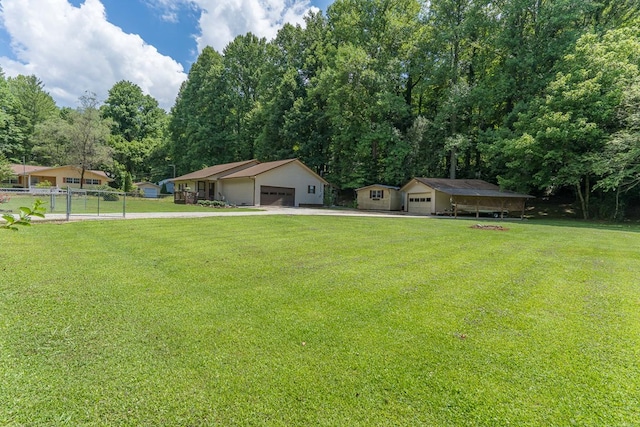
xmin=197 ymin=181 xmax=206 ymax=199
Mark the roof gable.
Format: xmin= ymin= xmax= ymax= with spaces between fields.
xmin=355 ymin=184 xmax=400 ymax=191
xmin=173 ymin=159 xmax=260 ymax=181
xmin=221 ymin=159 xmax=329 ymax=184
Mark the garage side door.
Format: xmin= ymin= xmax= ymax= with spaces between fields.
xmin=260 ymin=186 xmax=295 ymax=206
xmin=408 ymin=193 xmax=432 ymax=215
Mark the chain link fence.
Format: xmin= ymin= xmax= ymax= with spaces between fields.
xmin=0 ymin=187 xmax=126 ymax=219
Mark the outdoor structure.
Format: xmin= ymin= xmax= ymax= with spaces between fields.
xmin=157 ymin=178 xmax=174 ymax=194
xmin=401 ymin=178 xmax=534 ymax=218
xmin=5 ymin=164 xmax=112 ymax=189
xmin=355 ymin=184 xmax=402 ymax=211
xmin=135 ymin=181 xmax=161 ymax=198
xmin=172 ymin=158 xmax=328 ymax=207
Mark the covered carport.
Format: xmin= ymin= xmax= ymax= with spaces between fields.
xmin=402 ymin=178 xmax=533 ymax=218
xmin=449 ymin=190 xmax=535 ymax=219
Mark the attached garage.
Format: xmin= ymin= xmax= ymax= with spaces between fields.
xmin=406 ymin=192 xmax=433 ymax=215
xmin=222 ymin=159 xmax=328 ymax=207
xmin=260 ymin=186 xmax=295 ymax=206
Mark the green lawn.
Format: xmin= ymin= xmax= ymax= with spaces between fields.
xmin=1 ymin=216 xmax=639 ymax=425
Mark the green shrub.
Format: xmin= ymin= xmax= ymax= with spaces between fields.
xmin=103 ymin=192 xmax=120 ymax=201
xmin=197 ymin=200 xmax=227 ymax=208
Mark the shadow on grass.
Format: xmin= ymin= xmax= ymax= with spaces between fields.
xmin=523 ymin=200 xmax=640 ymax=233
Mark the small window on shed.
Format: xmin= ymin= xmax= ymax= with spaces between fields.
xmin=370 ymin=190 xmax=383 ymax=199
xmin=308 ymin=185 xmax=316 ymax=194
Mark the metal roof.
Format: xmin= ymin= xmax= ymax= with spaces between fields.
xmin=404 ymin=178 xmax=534 ymax=198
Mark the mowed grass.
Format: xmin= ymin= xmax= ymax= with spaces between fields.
xmin=1 ymin=216 xmax=639 ymax=426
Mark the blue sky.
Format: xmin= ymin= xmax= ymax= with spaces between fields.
xmin=0 ymin=0 xmax=334 ymax=109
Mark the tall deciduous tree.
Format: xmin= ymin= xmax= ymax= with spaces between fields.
xmin=67 ymin=93 xmax=112 ymax=189
xmin=495 ymin=26 xmax=640 ymax=218
xmin=7 ymin=74 xmax=58 ymax=157
xmin=222 ymin=33 xmax=268 ymax=160
xmin=0 ymin=68 xmax=26 ymax=161
xmin=0 ymin=153 xmax=12 ymax=182
xmin=101 ymin=81 xmax=167 ymax=183
xmin=169 ymin=46 xmax=232 ymax=173
xmin=32 ymin=113 xmax=72 ymax=166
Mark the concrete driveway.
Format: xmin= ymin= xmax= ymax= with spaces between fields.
xmin=33 ymin=206 xmax=428 ymax=222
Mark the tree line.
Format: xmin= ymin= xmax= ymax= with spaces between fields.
xmin=2 ymin=0 xmax=639 ymax=219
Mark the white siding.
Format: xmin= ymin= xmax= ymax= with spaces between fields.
xmin=224 ymin=179 xmax=255 ymax=206
xmin=254 ymin=163 xmax=324 ymax=207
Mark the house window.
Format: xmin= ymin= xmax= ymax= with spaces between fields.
xmin=1 ymin=177 xmax=18 ymax=184
xmin=63 ymin=177 xmax=81 ymax=184
xmin=84 ymin=178 xmax=100 ymax=185
xmin=308 ymin=185 xmax=316 ymax=194
xmin=370 ymin=190 xmax=383 ymax=199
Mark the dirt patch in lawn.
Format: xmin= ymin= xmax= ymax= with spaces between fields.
xmin=471 ymin=224 xmax=509 ymax=231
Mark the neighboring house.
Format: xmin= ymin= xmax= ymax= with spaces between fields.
xmin=6 ymin=164 xmax=112 ymax=189
xmin=355 ymin=185 xmax=402 ymax=211
xmin=135 ymin=181 xmax=161 ymax=198
xmin=173 ymin=158 xmax=328 ymax=207
xmin=157 ymin=179 xmax=174 ymax=194
xmin=400 ymin=178 xmax=534 ymax=218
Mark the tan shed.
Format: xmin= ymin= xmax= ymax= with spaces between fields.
xmin=355 ymin=185 xmax=402 ymax=211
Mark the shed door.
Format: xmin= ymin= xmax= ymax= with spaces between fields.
xmin=408 ymin=192 xmax=432 ymax=215
xmin=260 ymin=186 xmax=295 ymax=206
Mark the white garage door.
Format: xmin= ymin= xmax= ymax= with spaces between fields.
xmin=408 ymin=193 xmax=432 ymax=215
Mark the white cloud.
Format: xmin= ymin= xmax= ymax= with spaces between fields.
xmin=194 ymin=0 xmax=318 ymax=52
xmin=0 ymin=0 xmax=187 ymax=110
xmin=149 ymin=0 xmax=318 ymax=53
xmin=0 ymin=0 xmax=319 ymax=110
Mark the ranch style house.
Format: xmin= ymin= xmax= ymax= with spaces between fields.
xmin=172 ymin=158 xmax=328 ymax=207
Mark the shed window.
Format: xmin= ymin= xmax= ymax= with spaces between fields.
xmin=370 ymin=190 xmax=383 ymax=199
xmin=308 ymin=185 xmax=316 ymax=194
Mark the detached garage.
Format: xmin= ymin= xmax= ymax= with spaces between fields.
xmin=135 ymin=181 xmax=161 ymax=198
xmin=401 ymin=178 xmax=533 ymax=218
